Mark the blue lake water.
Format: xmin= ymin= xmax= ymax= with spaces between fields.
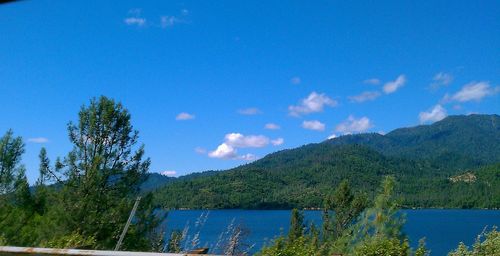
xmin=162 ymin=209 xmax=500 ymax=255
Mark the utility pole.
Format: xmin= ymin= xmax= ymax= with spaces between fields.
xmin=115 ymin=196 xmax=141 ymax=251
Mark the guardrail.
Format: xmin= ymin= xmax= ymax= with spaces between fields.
xmin=0 ymin=246 xmax=217 ymax=256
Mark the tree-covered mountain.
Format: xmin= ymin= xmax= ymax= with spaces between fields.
xmin=326 ymin=114 xmax=500 ymax=169
xmin=153 ymin=114 xmax=500 ymax=209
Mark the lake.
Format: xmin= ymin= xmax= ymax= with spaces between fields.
xmin=161 ymin=209 xmax=500 ymax=255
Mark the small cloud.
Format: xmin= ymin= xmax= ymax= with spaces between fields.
xmin=28 ymin=137 xmax=49 ymax=144
xmin=208 ymin=143 xmax=237 ymax=159
xmin=264 ymin=123 xmax=281 ymax=130
xmin=444 ymin=81 xmax=499 ymax=103
xmin=349 ymin=91 xmax=381 ymax=103
xmin=160 ymin=16 xmax=183 ymax=28
xmin=336 ymin=115 xmax=373 ymax=134
xmin=377 ymin=131 xmax=386 ymax=135
xmin=302 ymin=120 xmax=325 ymax=131
xmin=238 ymin=153 xmax=258 ymax=161
xmin=290 ymin=77 xmax=301 ymax=85
xmin=430 ymin=72 xmax=453 ymax=89
xmin=224 ymin=133 xmax=269 ymax=148
xmin=419 ymin=104 xmax=447 ymax=124
xmin=363 ymin=78 xmax=380 ymax=85
xmin=327 ymin=134 xmax=337 ymax=140
xmin=194 ymin=147 xmax=207 ymax=154
xmin=271 ymin=138 xmax=284 ymax=146
xmin=383 ymin=75 xmax=406 ymax=94
xmin=208 ymin=133 xmax=271 ymax=160
xmin=160 ymin=170 xmax=177 ymax=177
xmin=288 ymin=92 xmax=337 ymax=116
xmin=176 ymin=112 xmax=195 ymax=120
xmin=238 ymin=108 xmax=261 ymax=115
xmin=124 ymin=17 xmax=146 ymax=26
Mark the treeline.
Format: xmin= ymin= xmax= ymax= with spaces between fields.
xmin=0 ymin=97 xmax=163 ymax=250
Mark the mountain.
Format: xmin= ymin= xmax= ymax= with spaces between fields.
xmin=326 ymin=114 xmax=500 ymax=169
xmin=152 ymin=114 xmax=500 ymax=209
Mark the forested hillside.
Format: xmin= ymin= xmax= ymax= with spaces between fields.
xmin=153 ymin=114 xmax=500 ymax=209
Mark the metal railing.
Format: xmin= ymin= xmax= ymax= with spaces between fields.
xmin=0 ymin=246 xmax=216 ymax=256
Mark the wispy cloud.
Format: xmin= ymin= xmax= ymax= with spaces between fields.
xmin=125 ymin=8 xmax=189 ymax=29
xmin=348 ymin=91 xmax=381 ymax=103
xmin=28 ymin=137 xmax=49 ymax=143
xmin=443 ymin=81 xmax=499 ymax=103
xmin=194 ymin=147 xmax=207 ymax=154
xmin=238 ymin=108 xmax=261 ymax=115
xmin=124 ymin=9 xmax=146 ymax=27
xmin=176 ymin=112 xmax=195 ymax=120
xmin=160 ymin=170 xmax=177 ymax=177
xmin=430 ymin=72 xmax=453 ymax=89
xmin=264 ymin=123 xmax=280 ymax=130
xmin=271 ymin=138 xmax=284 ymax=146
xmin=335 ymin=115 xmax=373 ymax=134
xmin=302 ymin=120 xmax=325 ymax=131
xmin=290 ymin=77 xmax=301 ymax=85
xmin=419 ymin=104 xmax=447 ymax=124
xmin=383 ymin=75 xmax=406 ymax=94
xmin=288 ymin=92 xmax=337 ymax=116
xmin=124 ymin=17 xmax=147 ymax=26
xmin=363 ymin=78 xmax=380 ymax=85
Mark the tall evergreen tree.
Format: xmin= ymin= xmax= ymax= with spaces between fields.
xmin=52 ymin=96 xmax=160 ymax=250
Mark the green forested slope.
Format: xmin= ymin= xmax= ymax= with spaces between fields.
xmin=153 ymin=114 xmax=500 ymax=209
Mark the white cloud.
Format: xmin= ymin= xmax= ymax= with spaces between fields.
xmin=383 ymin=75 xmax=406 ymax=94
xmin=290 ymin=77 xmax=301 ymax=85
xmin=430 ymin=72 xmax=453 ymax=89
xmin=224 ymin=133 xmax=269 ymax=148
xmin=208 ymin=143 xmax=238 ymax=159
xmin=238 ymin=153 xmax=257 ymax=161
xmin=271 ymin=138 xmax=284 ymax=146
xmin=124 ymin=17 xmax=146 ymax=26
xmin=264 ymin=123 xmax=280 ymax=130
xmin=208 ymin=133 xmax=273 ymax=160
xmin=445 ymin=81 xmax=499 ymax=102
xmin=363 ymin=78 xmax=380 ymax=85
xmin=302 ymin=120 xmax=325 ymax=131
xmin=238 ymin=108 xmax=261 ymax=115
xmin=27 ymin=137 xmax=49 ymax=143
xmin=335 ymin=115 xmax=373 ymax=134
xmin=349 ymin=91 xmax=381 ymax=103
xmin=176 ymin=112 xmax=195 ymax=120
xmin=327 ymin=134 xmax=337 ymax=140
xmin=419 ymin=104 xmax=447 ymax=124
xmin=160 ymin=170 xmax=177 ymax=177
xmin=288 ymin=92 xmax=337 ymax=116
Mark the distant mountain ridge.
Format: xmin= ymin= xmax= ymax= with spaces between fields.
xmin=152 ymin=114 xmax=500 ymax=209
xmin=326 ymin=114 xmax=500 ymax=169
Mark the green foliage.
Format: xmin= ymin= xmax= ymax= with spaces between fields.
xmin=0 ymin=96 xmax=163 ymax=251
xmin=288 ymin=209 xmax=304 ymax=242
xmin=353 ymin=236 xmax=410 ymax=256
xmin=0 ymin=129 xmax=25 ymax=195
xmin=260 ymin=177 xmax=418 ymax=256
xmin=322 ymin=180 xmax=367 ymax=241
xmin=448 ymin=228 xmax=500 ymax=256
xmin=40 ymin=231 xmax=96 ymax=249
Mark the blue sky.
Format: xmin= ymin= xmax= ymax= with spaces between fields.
xmin=1 ymin=0 xmax=499 ymax=183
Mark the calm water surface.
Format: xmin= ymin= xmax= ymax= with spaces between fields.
xmin=162 ymin=209 xmax=500 ymax=255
